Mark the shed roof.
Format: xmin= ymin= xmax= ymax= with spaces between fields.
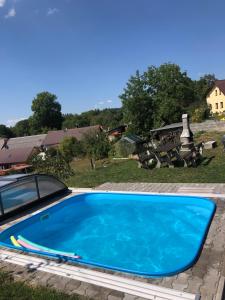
xmin=121 ymin=134 xmax=144 ymax=144
xmin=43 ymin=125 xmax=101 ymax=146
xmin=150 ymin=123 xmax=183 ymax=133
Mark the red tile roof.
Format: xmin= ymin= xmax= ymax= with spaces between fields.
xmin=43 ymin=125 xmax=101 ymax=146
xmin=0 ymin=147 xmax=34 ymax=165
xmin=215 ymin=80 xmax=225 ymax=95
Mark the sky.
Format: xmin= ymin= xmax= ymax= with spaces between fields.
xmin=1 ymin=0 xmax=225 ymax=126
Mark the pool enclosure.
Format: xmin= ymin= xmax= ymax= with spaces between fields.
xmin=0 ymin=174 xmax=68 ymax=220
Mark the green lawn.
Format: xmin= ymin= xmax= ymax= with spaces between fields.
xmin=0 ymin=271 xmax=86 ymax=300
xmin=67 ymin=131 xmax=225 ymax=188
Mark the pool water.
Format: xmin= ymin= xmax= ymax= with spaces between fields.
xmin=0 ymin=193 xmax=216 ymax=277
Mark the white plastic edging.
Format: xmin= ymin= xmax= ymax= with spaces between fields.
xmin=69 ymin=187 xmax=225 ymax=199
xmin=0 ymin=250 xmax=199 ymax=300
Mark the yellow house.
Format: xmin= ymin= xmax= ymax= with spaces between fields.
xmin=206 ymin=80 xmax=225 ymax=114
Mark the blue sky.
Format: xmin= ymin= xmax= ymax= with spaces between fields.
xmin=0 ymin=0 xmax=225 ymax=126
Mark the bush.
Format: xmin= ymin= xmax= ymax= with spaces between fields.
xmin=31 ymin=150 xmax=74 ymax=180
xmin=82 ymin=130 xmax=111 ymax=169
xmin=191 ymin=105 xmax=210 ymax=123
xmin=59 ymin=137 xmax=84 ymax=162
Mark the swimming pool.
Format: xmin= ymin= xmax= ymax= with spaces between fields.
xmin=0 ymin=192 xmax=216 ymax=277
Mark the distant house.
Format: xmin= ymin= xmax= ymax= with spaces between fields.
xmin=42 ymin=125 xmax=102 ymax=148
xmin=0 ymin=147 xmax=35 ymax=170
xmin=0 ymin=134 xmax=46 ymax=170
xmin=3 ymin=134 xmax=46 ymax=150
xmin=107 ymin=125 xmax=127 ymax=142
xmin=206 ymin=80 xmax=225 ymax=114
xmin=0 ymin=126 xmax=102 ymax=170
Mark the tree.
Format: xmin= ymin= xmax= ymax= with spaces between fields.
xmin=194 ymin=74 xmax=217 ymax=103
xmin=191 ymin=104 xmax=210 ymax=123
xmin=62 ymin=113 xmax=90 ymax=129
xmin=144 ymin=63 xmax=195 ymax=127
xmin=89 ymin=108 xmax=123 ymax=129
xmin=12 ymin=119 xmax=30 ymax=137
xmin=0 ymin=124 xmax=13 ymax=138
xmin=82 ymin=130 xmax=111 ymax=169
xmin=120 ymin=63 xmax=196 ymax=135
xmin=62 ymin=108 xmax=123 ymax=130
xmin=31 ymin=92 xmax=62 ymax=132
xmin=59 ymin=136 xmax=84 ymax=162
xmin=120 ymin=71 xmax=154 ymax=135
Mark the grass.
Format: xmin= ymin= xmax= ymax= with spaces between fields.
xmin=67 ymin=131 xmax=225 ymax=188
xmin=0 ymin=271 xmax=86 ymax=300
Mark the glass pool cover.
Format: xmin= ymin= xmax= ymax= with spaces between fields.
xmin=0 ymin=192 xmax=216 ymax=277
xmin=0 ymin=174 xmax=67 ymax=220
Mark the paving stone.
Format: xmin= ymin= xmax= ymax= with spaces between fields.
xmin=29 ymin=272 xmax=54 ymax=287
xmin=172 ymin=281 xmax=188 ymax=291
xmin=108 ymin=290 xmax=125 ymax=300
xmin=185 ymin=276 xmax=203 ymax=294
xmin=46 ymin=274 xmax=72 ymax=291
xmin=171 ymin=273 xmax=190 ymax=291
xmin=123 ymin=294 xmax=137 ymax=300
xmin=160 ymin=276 xmax=175 ymax=288
xmin=200 ymin=286 xmax=215 ymax=300
xmin=64 ymin=279 xmax=82 ymax=294
xmin=99 ymin=287 xmax=114 ymax=299
xmin=73 ymin=282 xmax=91 ymax=296
xmin=82 ymin=284 xmax=101 ymax=299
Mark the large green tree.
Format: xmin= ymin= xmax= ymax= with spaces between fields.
xmin=0 ymin=124 xmax=13 ymax=138
xmin=62 ymin=113 xmax=90 ymax=129
xmin=31 ymin=92 xmax=62 ymax=132
xmin=120 ymin=63 xmax=197 ymax=135
xmin=120 ymin=71 xmax=154 ymax=135
xmin=12 ymin=119 xmax=30 ymax=137
xmin=62 ymin=108 xmax=123 ymax=130
xmin=144 ymin=64 xmax=195 ymax=126
xmin=194 ymin=74 xmax=217 ymax=103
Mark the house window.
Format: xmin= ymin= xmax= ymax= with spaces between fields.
xmin=221 ymin=102 xmax=224 ymax=109
xmin=215 ymin=90 xmax=218 ymax=96
xmin=216 ymin=103 xmax=218 ymax=109
xmin=219 ymin=90 xmax=222 ymax=95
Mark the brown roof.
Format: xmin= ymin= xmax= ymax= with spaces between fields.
xmin=43 ymin=125 xmax=101 ymax=146
xmin=0 ymin=147 xmax=34 ymax=165
xmin=215 ymin=80 xmax=225 ymax=95
xmin=6 ymin=134 xmax=46 ymax=150
xmin=0 ymin=139 xmax=4 ymax=150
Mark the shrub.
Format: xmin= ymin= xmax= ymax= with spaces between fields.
xmin=59 ymin=137 xmax=84 ymax=162
xmin=31 ymin=150 xmax=74 ymax=180
xmin=191 ymin=105 xmax=210 ymax=123
xmin=82 ymin=130 xmax=111 ymax=169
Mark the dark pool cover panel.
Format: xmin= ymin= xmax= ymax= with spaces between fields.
xmin=0 ymin=174 xmax=68 ymax=220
